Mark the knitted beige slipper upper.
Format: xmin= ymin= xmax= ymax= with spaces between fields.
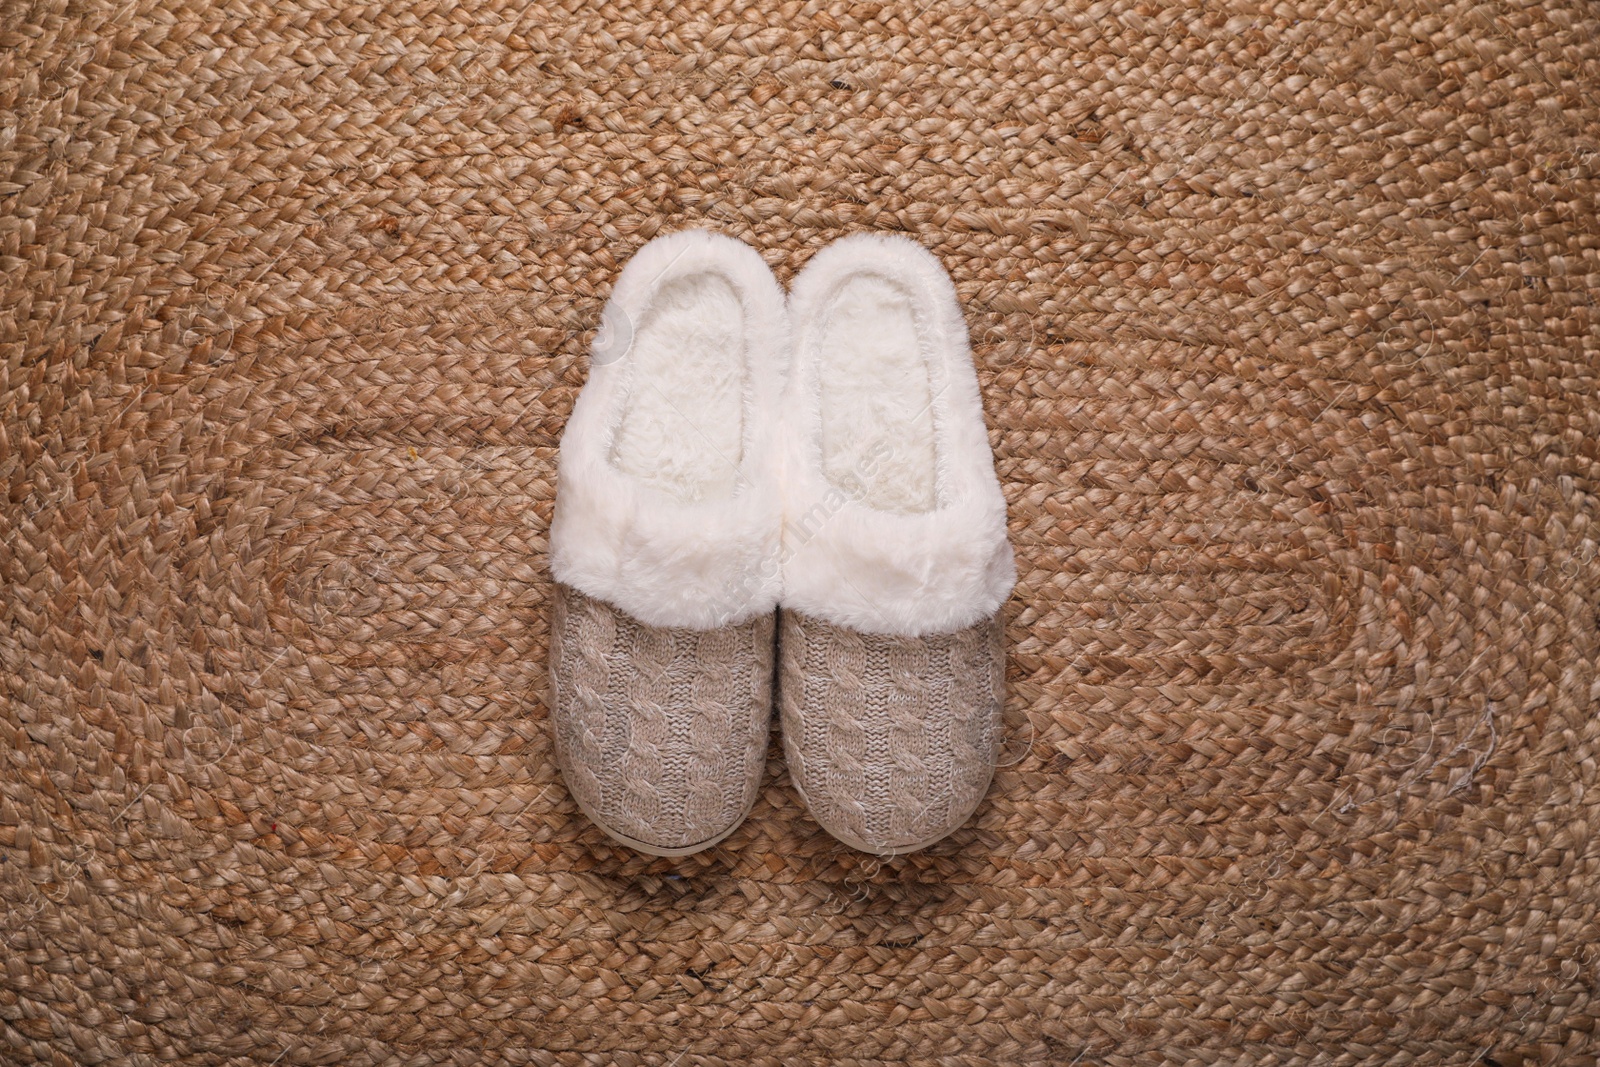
xmin=550 ymin=582 xmax=773 ymax=853
xmin=778 ymin=609 xmax=1004 ymax=855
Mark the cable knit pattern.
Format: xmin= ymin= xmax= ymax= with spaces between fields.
xmin=550 ymin=582 xmax=773 ymax=853
xmin=779 ymin=608 xmax=1005 ymax=854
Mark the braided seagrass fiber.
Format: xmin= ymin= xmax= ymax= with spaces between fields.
xmin=778 ymin=608 xmax=1006 ymax=856
xmin=548 ymin=582 xmax=773 ymax=856
xmin=2 ymin=0 xmax=1599 ymax=1065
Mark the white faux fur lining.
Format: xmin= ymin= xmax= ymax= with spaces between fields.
xmin=780 ymin=233 xmax=1016 ymax=638
xmin=548 ymin=229 xmax=787 ymax=630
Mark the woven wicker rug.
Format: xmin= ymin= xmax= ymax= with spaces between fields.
xmin=3 ymin=0 xmax=1598 ymax=1064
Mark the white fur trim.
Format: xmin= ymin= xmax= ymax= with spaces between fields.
xmin=781 ymin=233 xmax=1015 ymax=637
xmin=549 ymin=229 xmax=786 ymax=630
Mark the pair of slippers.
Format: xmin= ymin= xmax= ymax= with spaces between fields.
xmin=546 ymin=230 xmax=1015 ymax=857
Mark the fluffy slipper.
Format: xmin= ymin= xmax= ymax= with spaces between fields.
xmin=547 ymin=228 xmax=786 ymax=855
xmin=778 ymin=232 xmax=1014 ymax=855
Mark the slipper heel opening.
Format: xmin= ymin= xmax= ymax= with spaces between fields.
xmin=815 ymin=273 xmax=938 ymax=515
xmin=609 ymin=271 xmax=748 ymax=503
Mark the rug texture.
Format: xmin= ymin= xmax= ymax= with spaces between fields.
xmin=2 ymin=0 xmax=1598 ymax=1064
